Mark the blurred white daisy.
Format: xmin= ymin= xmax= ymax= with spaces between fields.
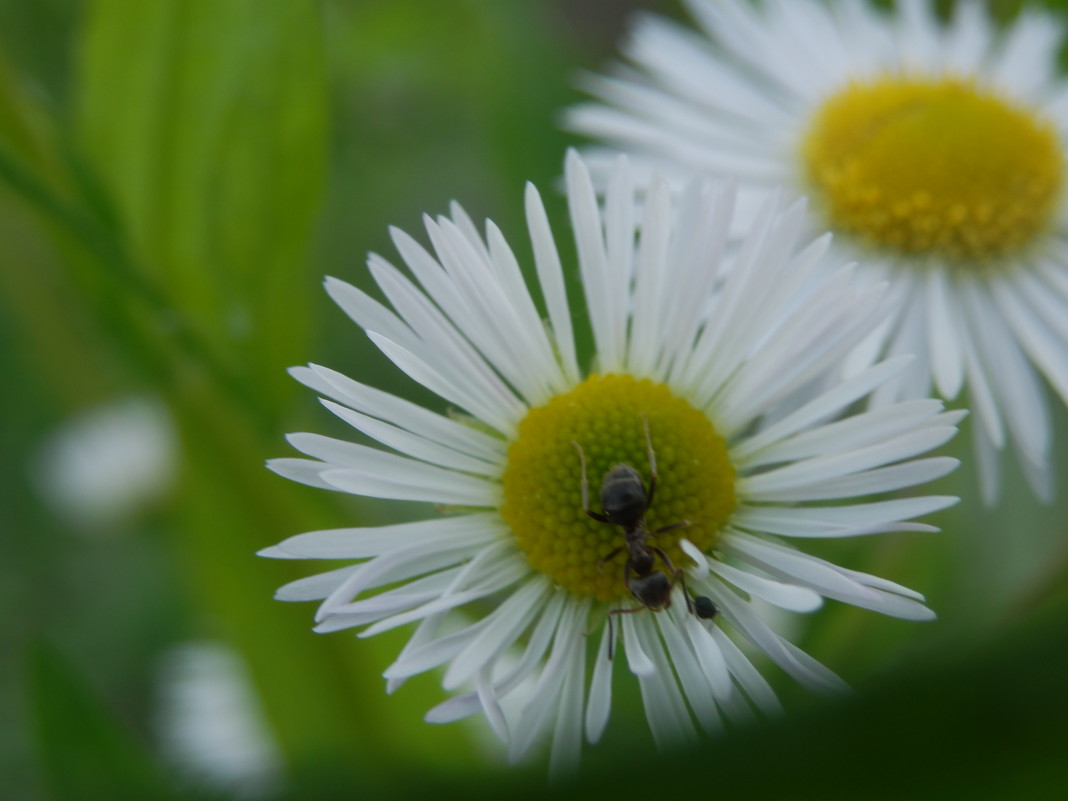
xmin=566 ymin=0 xmax=1068 ymax=501
xmin=33 ymin=395 xmax=176 ymax=531
xmin=261 ymin=150 xmax=959 ymax=773
xmin=157 ymin=641 xmax=283 ymax=799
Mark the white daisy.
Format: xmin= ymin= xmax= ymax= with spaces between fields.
xmin=565 ymin=0 xmax=1068 ymax=502
xmin=33 ymin=395 xmax=177 ymax=531
xmin=261 ymin=150 xmax=959 ymax=773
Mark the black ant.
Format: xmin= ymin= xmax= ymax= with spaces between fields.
xmin=572 ymin=414 xmax=718 ymax=658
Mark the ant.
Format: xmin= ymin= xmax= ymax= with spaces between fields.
xmin=572 ymin=414 xmax=718 ymax=659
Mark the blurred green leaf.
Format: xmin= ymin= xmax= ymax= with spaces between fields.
xmin=77 ymin=0 xmax=329 ymax=412
xmin=29 ymin=644 xmax=180 ymax=801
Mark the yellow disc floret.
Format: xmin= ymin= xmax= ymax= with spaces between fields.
xmin=500 ymin=374 xmax=735 ymax=602
xmin=802 ymin=76 xmax=1063 ymax=263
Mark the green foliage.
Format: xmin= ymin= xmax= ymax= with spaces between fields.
xmin=29 ymin=644 xmax=183 ymax=801
xmin=77 ymin=0 xmax=329 ymax=413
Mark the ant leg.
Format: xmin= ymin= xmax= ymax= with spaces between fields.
xmin=651 ymin=520 xmax=693 ymax=537
xmin=597 ymin=545 xmax=624 ymax=573
xmin=571 ymin=440 xmax=593 ymax=511
xmin=640 ymin=413 xmax=658 ymax=508
xmin=676 ymin=569 xmax=696 ymax=615
xmin=572 ymin=440 xmax=610 ymax=524
xmin=621 ymin=555 xmax=635 ymax=592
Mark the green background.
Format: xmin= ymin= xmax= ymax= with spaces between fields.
xmin=2 ymin=1 xmax=1066 ymax=799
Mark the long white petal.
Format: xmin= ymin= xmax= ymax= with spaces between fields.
xmin=260 ymin=514 xmax=500 ymax=560
xmin=741 ymin=456 xmax=959 ymax=502
xmin=740 ymin=427 xmax=957 ymax=496
xmin=292 ymin=363 xmax=506 ymax=463
xmin=524 ymin=182 xmax=580 ymax=384
xmin=321 ymin=400 xmax=500 ymax=476
xmin=585 ymin=625 xmax=614 ymax=744
xmin=731 ymin=496 xmax=958 ymax=539
xmin=442 ymin=576 xmax=552 ymax=690
xmin=925 ymin=268 xmax=965 ymax=399
xmin=709 ymin=561 xmax=824 ymax=612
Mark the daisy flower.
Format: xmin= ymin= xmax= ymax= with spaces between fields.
xmin=565 ymin=0 xmax=1068 ymax=501
xmin=261 ymin=150 xmax=959 ymax=773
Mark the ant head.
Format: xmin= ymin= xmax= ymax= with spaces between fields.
xmin=600 ymin=463 xmax=648 ymax=524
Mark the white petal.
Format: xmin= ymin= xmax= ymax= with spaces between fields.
xmin=316 ymin=540 xmax=493 ymax=620
xmin=486 ymin=220 xmax=570 ymax=396
xmin=962 ymin=280 xmax=1050 ymax=467
xmin=711 ymin=583 xmax=849 ymax=693
xmin=632 ymin=614 xmax=697 ymax=748
xmin=992 ymin=275 xmax=1068 ymax=413
xmin=741 ymin=457 xmax=959 ymax=502
xmin=731 ymin=496 xmax=958 ymax=539
xmin=989 ymin=8 xmax=1060 ymax=97
xmin=725 ymin=532 xmax=934 ymax=620
xmin=320 ymin=400 xmax=500 ymax=476
xmin=488 ymin=589 xmax=570 ymax=701
xmin=265 ymin=458 xmax=336 ymax=491
xmin=369 ymin=256 xmax=532 ymax=414
xmin=510 ymin=599 xmax=589 ymax=763
xmin=681 ymin=613 xmax=733 ymax=704
xmin=628 ymin=174 xmax=674 ymax=375
xmin=619 ymin=611 xmax=656 ymax=677
xmin=679 ymin=538 xmax=709 ymax=577
xmin=925 ymin=268 xmax=965 ymax=399
xmin=739 ymin=399 xmax=951 ymax=469
xmin=386 ymin=619 xmax=490 ymax=682
xmin=732 ymin=355 xmax=914 ymax=461
xmin=524 ymin=182 xmax=580 ymax=384
xmin=477 ymin=670 xmax=510 ymax=745
xmin=655 ymin=608 xmax=723 ymax=734
xmin=602 ymin=154 xmax=635 ymax=372
xmin=284 ymin=433 xmax=501 ymax=506
xmin=274 ymin=565 xmax=357 ymax=603
xmin=323 ymin=276 xmax=421 ymax=355
xmin=585 ymin=625 xmax=614 ymax=744
xmin=548 ymin=626 xmax=586 ymax=780
xmin=740 ymin=426 xmax=957 ymax=496
xmin=367 ymin=333 xmax=520 ymax=437
xmin=657 ymin=181 xmax=735 ymax=373
xmin=565 ymin=150 xmax=619 ymax=369
xmin=442 ymin=576 xmax=551 ymax=690
xmin=709 ymin=562 xmax=823 ymax=612
xmin=424 ymin=692 xmax=482 ymax=725
xmin=710 ymin=626 xmax=781 ymax=716
xmin=358 ymin=552 xmax=530 ymax=637
xmin=260 ymin=513 xmax=500 ymax=560
xmin=292 ymin=363 xmax=506 ymax=463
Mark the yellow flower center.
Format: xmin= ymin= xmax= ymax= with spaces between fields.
xmin=801 ymin=76 xmax=1063 ymax=263
xmin=500 ymin=374 xmax=735 ymax=602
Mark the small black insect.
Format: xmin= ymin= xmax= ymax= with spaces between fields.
xmin=572 ymin=414 xmax=716 ymax=657
xmin=693 ymin=595 xmax=719 ymax=620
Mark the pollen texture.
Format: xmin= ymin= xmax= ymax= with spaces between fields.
xmin=802 ymin=77 xmax=1063 ymax=263
xmin=500 ymin=374 xmax=735 ymax=601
